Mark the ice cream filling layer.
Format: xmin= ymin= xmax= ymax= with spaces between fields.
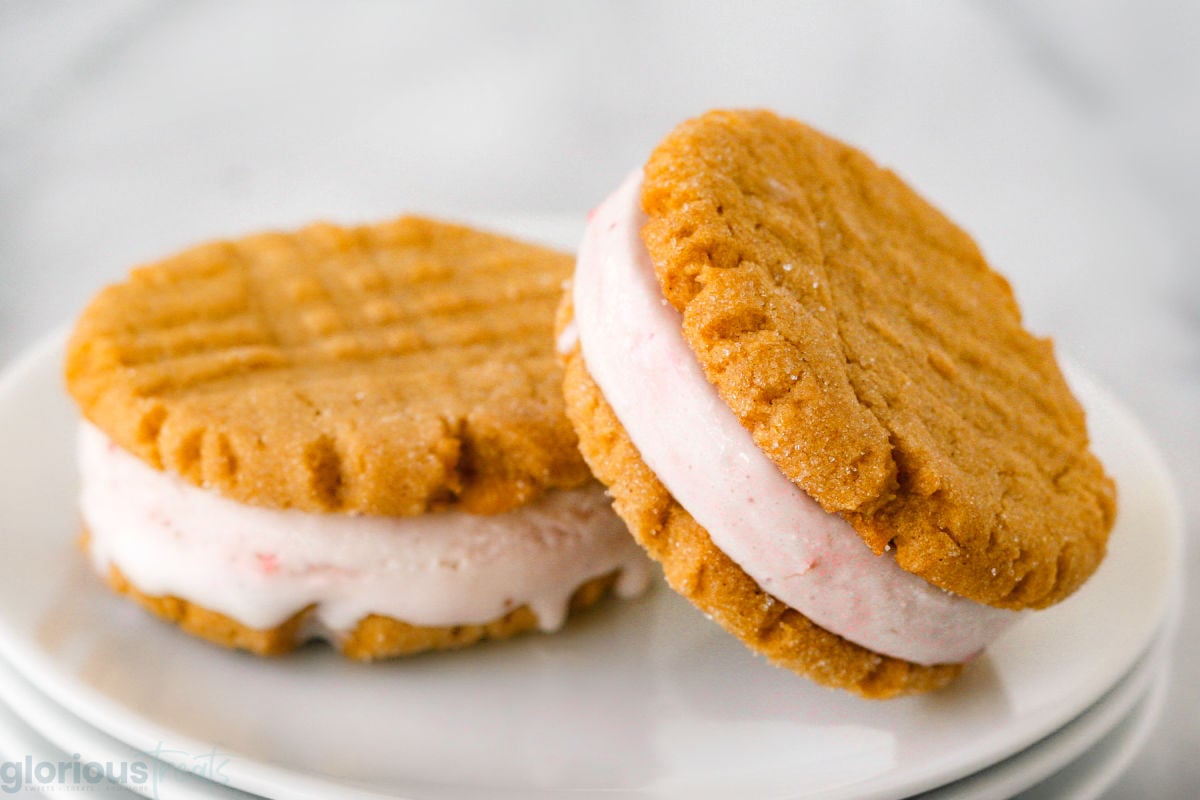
xmin=568 ymin=171 xmax=1019 ymax=665
xmin=79 ymin=422 xmax=651 ymax=637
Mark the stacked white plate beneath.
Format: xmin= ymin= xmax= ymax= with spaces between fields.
xmin=0 ymin=221 xmax=1183 ymax=799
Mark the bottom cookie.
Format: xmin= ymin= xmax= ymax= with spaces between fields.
xmin=85 ymin=530 xmax=621 ymax=659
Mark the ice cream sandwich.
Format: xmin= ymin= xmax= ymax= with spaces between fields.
xmin=558 ymin=110 xmax=1115 ymax=697
xmin=66 ymin=217 xmax=651 ymax=658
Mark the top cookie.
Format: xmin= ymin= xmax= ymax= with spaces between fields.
xmin=66 ymin=217 xmax=590 ymax=516
xmin=641 ymin=109 xmax=1115 ymax=610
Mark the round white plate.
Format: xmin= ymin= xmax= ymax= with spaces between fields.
xmin=0 ymin=634 xmax=1164 ymax=800
xmin=0 ymin=277 xmax=1183 ymax=798
xmin=0 ymin=627 xmax=1167 ymax=800
xmin=0 ymin=645 xmax=1163 ymax=800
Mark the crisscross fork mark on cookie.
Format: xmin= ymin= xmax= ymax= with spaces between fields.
xmin=66 ymin=217 xmax=590 ymax=516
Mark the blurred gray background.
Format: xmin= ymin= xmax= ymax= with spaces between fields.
xmin=1 ymin=1 xmax=1196 ymax=796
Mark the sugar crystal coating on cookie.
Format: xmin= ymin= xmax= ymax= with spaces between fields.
xmin=640 ymin=109 xmax=1115 ymax=610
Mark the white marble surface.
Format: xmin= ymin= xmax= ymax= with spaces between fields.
xmin=1 ymin=1 xmax=1196 ymax=797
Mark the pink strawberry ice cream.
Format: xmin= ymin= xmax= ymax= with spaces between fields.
xmin=566 ymin=171 xmax=1018 ymax=665
xmin=79 ymin=422 xmax=651 ymax=638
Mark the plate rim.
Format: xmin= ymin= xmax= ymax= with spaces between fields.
xmin=0 ymin=636 xmax=1168 ymax=800
xmin=909 ymin=631 xmax=1169 ymax=800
